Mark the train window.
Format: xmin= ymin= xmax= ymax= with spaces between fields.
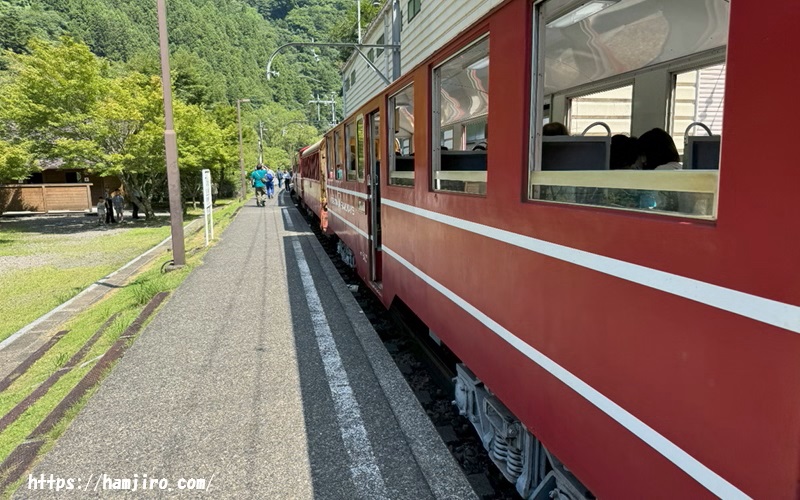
xmin=346 ymin=121 xmax=358 ymax=181
xmin=441 ymin=128 xmax=453 ymax=150
xmin=529 ymin=0 xmax=730 ymax=219
xmin=464 ymin=120 xmax=487 ymax=150
xmin=569 ymin=85 xmax=633 ymax=137
xmin=432 ymin=36 xmax=489 ymax=195
xmin=334 ymin=130 xmax=343 ymax=180
xmin=357 ymin=116 xmax=365 ymax=181
xmin=389 ymin=84 xmax=415 ymax=187
xmin=326 ymin=134 xmax=335 ymax=179
xmin=670 ymin=63 xmax=726 ymax=157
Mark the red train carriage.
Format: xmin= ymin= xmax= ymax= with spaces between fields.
xmin=322 ymin=115 xmax=384 ymax=291
xmin=296 ymin=140 xmax=329 ymax=233
xmin=304 ymin=0 xmax=800 ymax=498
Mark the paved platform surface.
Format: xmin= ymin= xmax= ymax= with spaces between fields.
xmin=19 ymin=191 xmax=475 ymax=499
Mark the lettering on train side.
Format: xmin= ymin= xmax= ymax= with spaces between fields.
xmin=329 ymin=195 xmax=356 ymax=215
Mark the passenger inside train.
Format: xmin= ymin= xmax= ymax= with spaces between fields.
xmin=638 ymin=128 xmax=682 ymax=170
xmin=609 ymin=135 xmax=639 ymax=170
xmin=530 ymin=0 xmax=727 ymax=218
xmin=543 ymin=122 xmax=570 ymax=136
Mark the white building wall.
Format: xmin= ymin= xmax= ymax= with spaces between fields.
xmin=342 ymin=0 xmax=504 ymax=117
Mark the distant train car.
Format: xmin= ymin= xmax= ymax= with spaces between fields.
xmin=301 ymin=0 xmax=800 ymax=498
xmin=296 ymin=139 xmax=328 ymax=233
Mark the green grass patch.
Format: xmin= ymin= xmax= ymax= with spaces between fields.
xmin=0 ymin=224 xmax=173 ymax=343
xmin=0 ymin=199 xmax=244 ymax=490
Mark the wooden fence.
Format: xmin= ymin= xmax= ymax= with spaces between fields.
xmin=0 ymin=184 xmax=93 ymax=214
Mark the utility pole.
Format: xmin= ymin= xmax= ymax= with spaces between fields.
xmin=236 ymin=98 xmax=250 ymax=200
xmin=156 ymin=0 xmax=185 ymax=267
xmin=357 ymin=0 xmax=362 ymax=45
xmin=258 ymin=121 xmax=264 ymax=164
xmin=309 ymin=94 xmax=337 ymax=127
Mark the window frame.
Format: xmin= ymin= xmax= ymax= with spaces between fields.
xmin=388 ymin=83 xmax=415 ymax=188
xmin=408 ymin=0 xmax=421 ymax=22
xmin=566 ymin=81 xmax=634 ymax=137
xmin=667 ymin=59 xmax=727 ymax=148
xmin=356 ymin=115 xmax=365 ymax=182
xmin=326 ymin=133 xmax=335 ymax=179
xmin=431 ymin=34 xmax=490 ymax=196
xmin=527 ymin=0 xmax=726 ymax=220
xmin=376 ymin=35 xmax=385 ymax=57
xmin=345 ymin=120 xmax=359 ymax=182
xmin=334 ymin=129 xmax=343 ymax=180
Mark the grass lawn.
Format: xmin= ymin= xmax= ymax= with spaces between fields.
xmin=0 ymin=200 xmax=244 ymax=496
xmin=0 ymin=202 xmax=233 ymax=344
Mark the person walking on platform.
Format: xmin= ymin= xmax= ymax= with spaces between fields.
xmin=283 ymin=170 xmax=291 ymax=191
xmin=250 ymin=164 xmax=268 ymax=207
xmin=265 ymin=167 xmax=275 ymax=199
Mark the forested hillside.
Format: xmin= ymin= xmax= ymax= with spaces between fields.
xmin=0 ymin=0 xmax=375 ymax=214
xmin=0 ymin=0 xmax=357 ymax=114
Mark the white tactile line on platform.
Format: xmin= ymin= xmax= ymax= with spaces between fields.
xmin=283 ymin=208 xmax=389 ymax=500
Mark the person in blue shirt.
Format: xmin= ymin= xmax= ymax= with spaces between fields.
xmin=250 ymin=164 xmax=268 ymax=207
xmin=264 ymin=167 xmax=275 ymax=199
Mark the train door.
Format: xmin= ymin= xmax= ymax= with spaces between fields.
xmin=367 ymin=110 xmax=382 ymax=283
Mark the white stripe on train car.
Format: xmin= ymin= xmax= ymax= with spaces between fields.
xmin=328 ymin=208 xmax=371 ymax=241
xmin=327 ymin=184 xmax=370 ymax=199
xmin=381 ymin=244 xmax=750 ymax=500
xmin=381 ymin=198 xmax=800 ymax=335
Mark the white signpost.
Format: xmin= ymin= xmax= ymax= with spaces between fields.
xmin=202 ymin=169 xmax=214 ymax=246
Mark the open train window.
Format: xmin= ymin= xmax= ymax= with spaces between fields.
xmin=357 ymin=116 xmax=365 ymax=182
xmin=326 ymin=133 xmax=335 ymax=179
xmin=334 ymin=129 xmax=343 ymax=180
xmin=432 ymin=36 xmax=489 ymax=196
xmin=529 ymin=0 xmax=730 ymax=219
xmin=389 ymin=84 xmax=415 ymax=187
xmin=345 ymin=121 xmax=358 ymax=181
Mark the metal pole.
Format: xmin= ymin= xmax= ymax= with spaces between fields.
xmin=357 ymin=0 xmax=362 ymax=45
xmin=237 ymin=99 xmax=249 ymax=200
xmin=392 ymin=0 xmax=401 ymax=79
xmin=157 ymin=0 xmax=185 ymax=267
xmin=258 ymin=121 xmax=264 ymax=164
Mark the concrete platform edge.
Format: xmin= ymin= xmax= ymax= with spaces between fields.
xmin=296 ymin=209 xmax=477 ymax=500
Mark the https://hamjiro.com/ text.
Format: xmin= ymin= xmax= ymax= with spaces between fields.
xmin=27 ymin=473 xmax=214 ymax=493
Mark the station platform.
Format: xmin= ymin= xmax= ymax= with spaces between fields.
xmin=20 ymin=190 xmax=475 ymax=499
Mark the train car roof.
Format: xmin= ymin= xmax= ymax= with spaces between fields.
xmin=301 ymin=139 xmax=324 ymax=158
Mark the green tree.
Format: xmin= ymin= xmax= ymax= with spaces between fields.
xmin=174 ymin=101 xmax=235 ymax=208
xmin=89 ymin=72 xmax=166 ymax=219
xmin=0 ymin=37 xmax=108 ymax=164
xmin=0 ymin=138 xmax=36 ymax=215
